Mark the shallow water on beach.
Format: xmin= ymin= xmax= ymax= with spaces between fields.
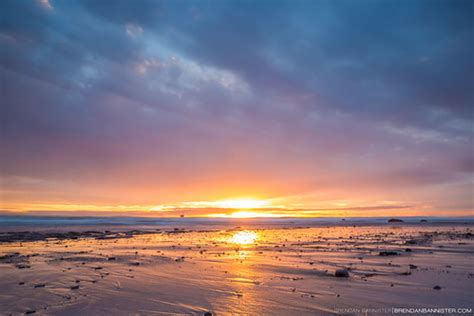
xmin=0 ymin=225 xmax=473 ymax=315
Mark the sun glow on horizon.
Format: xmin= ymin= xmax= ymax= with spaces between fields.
xmin=149 ymin=198 xmax=271 ymax=212
xmin=225 ymin=211 xmax=284 ymax=218
xmin=214 ymin=199 xmax=270 ymax=209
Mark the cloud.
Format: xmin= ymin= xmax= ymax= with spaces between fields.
xmin=38 ymin=0 xmax=53 ymax=10
xmin=381 ymin=124 xmax=467 ymax=144
xmin=125 ymin=23 xmax=143 ymax=38
xmin=134 ymin=54 xmax=250 ymax=97
xmin=0 ymin=0 xmax=472 ymax=215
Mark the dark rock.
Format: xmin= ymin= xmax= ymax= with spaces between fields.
xmin=388 ymin=218 xmax=404 ymax=223
xmin=70 ymin=285 xmax=80 ymax=290
xmin=379 ymin=251 xmax=399 ymax=256
xmin=34 ymin=284 xmax=45 ymax=288
xmin=25 ymin=310 xmax=36 ymax=314
xmin=15 ymin=263 xmax=31 ymax=269
xmin=0 ymin=230 xmax=152 ymax=243
xmin=405 ymin=248 xmax=412 ymax=252
xmin=334 ymin=269 xmax=350 ymax=277
xmin=409 ymin=264 xmax=418 ymax=269
xmin=204 ymin=312 xmax=213 ymax=316
xmin=433 ymin=285 xmax=442 ymax=290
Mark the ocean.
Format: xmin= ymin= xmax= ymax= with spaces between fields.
xmin=0 ymin=215 xmax=473 ymax=232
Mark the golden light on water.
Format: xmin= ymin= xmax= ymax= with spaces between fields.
xmin=227 ymin=211 xmax=283 ymax=218
xmin=230 ymin=231 xmax=258 ymax=245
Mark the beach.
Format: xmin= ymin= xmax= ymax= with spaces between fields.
xmin=0 ymin=218 xmax=473 ymax=315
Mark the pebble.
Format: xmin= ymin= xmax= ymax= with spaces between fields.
xmin=335 ymin=269 xmax=350 ymax=277
xmin=15 ymin=263 xmax=31 ymax=269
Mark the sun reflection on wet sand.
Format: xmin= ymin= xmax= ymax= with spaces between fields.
xmin=229 ymin=230 xmax=258 ymax=245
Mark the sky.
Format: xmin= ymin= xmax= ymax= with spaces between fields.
xmin=0 ymin=0 xmax=473 ymax=218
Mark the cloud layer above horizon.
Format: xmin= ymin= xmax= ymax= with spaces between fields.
xmin=1 ymin=0 xmax=473 ymax=216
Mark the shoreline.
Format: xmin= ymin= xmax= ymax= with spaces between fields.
xmin=1 ymin=223 xmax=473 ymax=243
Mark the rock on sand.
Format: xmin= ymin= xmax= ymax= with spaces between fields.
xmin=335 ymin=269 xmax=350 ymax=277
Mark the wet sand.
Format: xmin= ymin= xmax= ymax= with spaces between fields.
xmin=0 ymin=224 xmax=473 ymax=315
